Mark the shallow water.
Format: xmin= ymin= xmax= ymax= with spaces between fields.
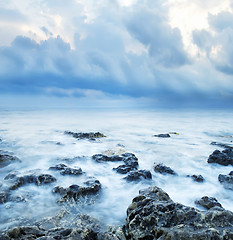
xmin=0 ymin=108 xmax=233 ymax=230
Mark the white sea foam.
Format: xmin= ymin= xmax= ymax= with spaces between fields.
xmin=0 ymin=108 xmax=233 ymax=229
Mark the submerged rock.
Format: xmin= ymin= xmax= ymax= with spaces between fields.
xmin=92 ymin=154 xmax=122 ymax=162
xmin=0 ymin=153 xmax=21 ymax=168
xmin=218 ymin=172 xmax=233 ymax=190
xmin=154 ymin=133 xmax=170 ymax=138
xmin=65 ymin=131 xmax=106 ymax=140
xmin=50 ymin=163 xmax=83 ymax=176
xmin=210 ymin=141 xmax=233 ymax=149
xmin=154 ymin=163 xmax=177 ymax=175
xmin=208 ymin=148 xmax=233 ymax=166
xmin=195 ymin=196 xmax=223 ymax=209
xmin=187 ymin=174 xmax=205 ymax=182
xmin=124 ymin=170 xmax=152 ymax=182
xmin=125 ymin=186 xmax=233 ymax=240
xmin=0 ymin=191 xmax=8 ymax=204
xmin=53 ymin=178 xmax=101 ymax=202
xmin=5 ymin=173 xmax=56 ymax=190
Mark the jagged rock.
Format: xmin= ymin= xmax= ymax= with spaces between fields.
xmin=5 ymin=173 xmax=56 ymax=190
xmin=210 ymin=141 xmax=233 ymax=149
xmin=92 ymin=154 xmax=122 ymax=162
xmin=50 ymin=163 xmax=83 ymax=176
xmin=187 ymin=174 xmax=205 ymax=182
xmin=113 ymin=153 xmax=139 ymax=174
xmin=195 ymin=196 xmax=223 ymax=209
xmin=125 ymin=186 xmax=233 ymax=240
xmin=154 ymin=133 xmax=170 ymax=138
xmin=0 ymin=153 xmax=21 ymax=168
xmin=53 ymin=179 xmax=101 ymax=202
xmin=218 ymin=172 xmax=233 ymax=190
xmin=0 ymin=191 xmax=8 ymax=204
xmin=154 ymin=163 xmax=177 ymax=175
xmin=124 ymin=170 xmax=152 ymax=182
xmin=208 ymin=148 xmax=233 ymax=166
xmin=113 ymin=164 xmax=136 ymax=174
xmin=65 ymin=131 xmax=106 ymax=140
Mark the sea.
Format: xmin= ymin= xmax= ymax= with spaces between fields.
xmin=0 ymin=107 xmax=233 ymax=231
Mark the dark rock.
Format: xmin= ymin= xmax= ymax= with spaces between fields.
xmin=125 ymin=186 xmax=233 ymax=240
xmin=113 ymin=164 xmax=136 ymax=174
xmin=65 ymin=131 xmax=106 ymax=140
xmin=50 ymin=163 xmax=83 ymax=176
xmin=5 ymin=173 xmax=56 ymax=190
xmin=218 ymin=172 xmax=233 ymax=190
xmin=121 ymin=153 xmax=139 ymax=168
xmin=208 ymin=148 xmax=233 ymax=166
xmin=0 ymin=191 xmax=8 ymax=204
xmin=35 ymin=174 xmax=57 ymax=186
xmin=210 ymin=141 xmax=233 ymax=149
xmin=195 ymin=196 xmax=223 ymax=209
xmin=154 ymin=163 xmax=177 ymax=175
xmin=154 ymin=133 xmax=170 ymax=138
xmin=0 ymin=153 xmax=21 ymax=168
xmin=124 ymin=170 xmax=152 ymax=182
xmin=53 ymin=179 xmax=101 ymax=202
xmin=92 ymin=154 xmax=122 ymax=162
xmin=187 ymin=174 xmax=205 ymax=182
xmin=7 ymin=226 xmax=45 ymax=239
xmin=49 ymin=163 xmax=67 ymax=170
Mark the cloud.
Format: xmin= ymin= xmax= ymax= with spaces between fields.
xmin=193 ymin=10 xmax=233 ymax=76
xmin=0 ymin=0 xmax=233 ymax=107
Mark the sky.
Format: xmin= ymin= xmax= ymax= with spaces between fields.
xmin=0 ymin=0 xmax=233 ymax=108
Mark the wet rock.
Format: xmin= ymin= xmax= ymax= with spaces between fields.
xmin=113 ymin=153 xmax=139 ymax=174
xmin=124 ymin=170 xmax=152 ymax=182
xmin=154 ymin=163 xmax=177 ymax=175
xmin=113 ymin=164 xmax=136 ymax=174
xmin=195 ymin=196 xmax=223 ymax=209
xmin=187 ymin=174 xmax=205 ymax=182
xmin=65 ymin=131 xmax=106 ymax=140
xmin=0 ymin=191 xmax=8 ymax=204
xmin=154 ymin=133 xmax=170 ymax=138
xmin=218 ymin=172 xmax=233 ymax=190
xmin=5 ymin=173 xmax=56 ymax=190
xmin=208 ymin=148 xmax=233 ymax=166
xmin=6 ymin=226 xmax=45 ymax=239
xmin=53 ymin=179 xmax=101 ymax=202
xmin=210 ymin=141 xmax=233 ymax=149
xmin=35 ymin=174 xmax=57 ymax=186
xmin=50 ymin=163 xmax=83 ymax=176
xmin=92 ymin=154 xmax=122 ymax=162
xmin=125 ymin=186 xmax=233 ymax=240
xmin=0 ymin=153 xmax=21 ymax=168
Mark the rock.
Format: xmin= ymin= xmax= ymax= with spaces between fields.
xmin=92 ymin=154 xmax=122 ymax=162
xmin=113 ymin=164 xmax=136 ymax=174
xmin=154 ymin=163 xmax=177 ymax=175
xmin=0 ymin=191 xmax=8 ymax=204
xmin=195 ymin=196 xmax=223 ymax=209
xmin=154 ymin=133 xmax=170 ymax=138
xmin=218 ymin=172 xmax=233 ymax=190
xmin=187 ymin=174 xmax=205 ymax=182
xmin=65 ymin=131 xmax=106 ymax=140
xmin=124 ymin=170 xmax=152 ymax=182
xmin=50 ymin=163 xmax=83 ymax=176
xmin=5 ymin=173 xmax=56 ymax=190
xmin=35 ymin=174 xmax=57 ymax=186
xmin=53 ymin=179 xmax=101 ymax=202
xmin=0 ymin=153 xmax=21 ymax=168
xmin=125 ymin=186 xmax=233 ymax=240
xmin=208 ymin=148 xmax=233 ymax=166
xmin=210 ymin=141 xmax=233 ymax=149
xmin=6 ymin=226 xmax=45 ymax=239
xmin=113 ymin=153 xmax=139 ymax=174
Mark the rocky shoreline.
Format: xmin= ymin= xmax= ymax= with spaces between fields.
xmin=0 ymin=131 xmax=233 ymax=239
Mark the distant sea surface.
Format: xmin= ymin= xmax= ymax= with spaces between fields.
xmin=0 ymin=108 xmax=233 ymax=230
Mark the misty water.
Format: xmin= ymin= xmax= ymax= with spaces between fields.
xmin=0 ymin=108 xmax=233 ymax=231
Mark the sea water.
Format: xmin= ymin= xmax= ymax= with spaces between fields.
xmin=0 ymin=108 xmax=233 ymax=230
